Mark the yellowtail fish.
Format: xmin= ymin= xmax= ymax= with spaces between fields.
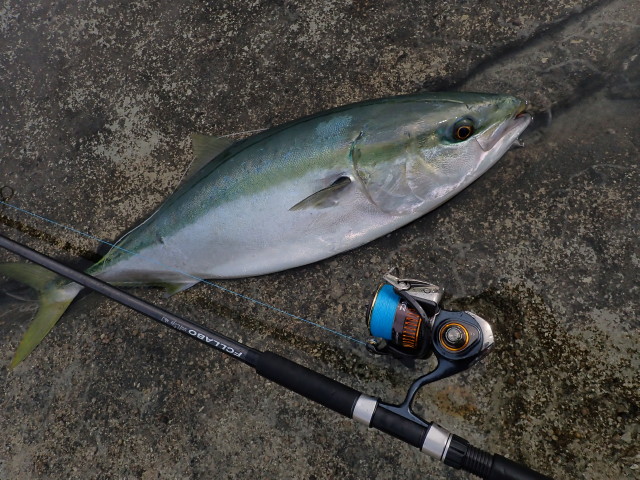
xmin=1 ymin=92 xmax=531 ymax=366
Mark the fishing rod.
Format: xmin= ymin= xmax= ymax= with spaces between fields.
xmin=0 ymin=233 xmax=552 ymax=480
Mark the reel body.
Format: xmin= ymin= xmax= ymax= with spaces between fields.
xmin=366 ymin=271 xmax=494 ymax=425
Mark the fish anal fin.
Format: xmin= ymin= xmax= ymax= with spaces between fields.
xmin=289 ymin=176 xmax=352 ymax=211
xmin=161 ymin=280 xmax=200 ymax=298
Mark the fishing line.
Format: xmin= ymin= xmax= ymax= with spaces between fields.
xmin=0 ymin=198 xmax=366 ymax=346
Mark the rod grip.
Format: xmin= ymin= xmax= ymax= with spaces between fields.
xmin=369 ymin=406 xmax=428 ymax=448
xmin=255 ymin=351 xmax=361 ymax=418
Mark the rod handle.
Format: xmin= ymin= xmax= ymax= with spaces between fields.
xmin=256 ymin=352 xmax=432 ymax=449
xmin=255 ymin=351 xmax=361 ymax=418
xmin=369 ymin=404 xmax=429 ymax=449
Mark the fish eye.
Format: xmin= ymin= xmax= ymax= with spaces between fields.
xmin=452 ymin=119 xmax=475 ymax=141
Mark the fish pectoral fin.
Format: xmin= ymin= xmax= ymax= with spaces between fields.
xmin=289 ymin=176 xmax=352 ymax=211
xmin=161 ymin=280 xmax=200 ymax=298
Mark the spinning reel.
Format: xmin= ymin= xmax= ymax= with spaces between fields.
xmin=366 ymin=270 xmax=494 ymax=426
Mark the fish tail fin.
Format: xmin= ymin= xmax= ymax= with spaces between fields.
xmin=0 ymin=263 xmax=83 ymax=368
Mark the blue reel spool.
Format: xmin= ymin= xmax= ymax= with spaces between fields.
xmin=367 ymin=284 xmax=427 ymax=354
xmin=368 ymin=284 xmax=401 ymax=340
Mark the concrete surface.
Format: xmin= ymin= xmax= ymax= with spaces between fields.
xmin=0 ymin=1 xmax=638 ymax=479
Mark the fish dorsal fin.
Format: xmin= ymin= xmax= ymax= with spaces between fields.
xmin=290 ymin=176 xmax=352 ymax=211
xmin=189 ymin=133 xmax=234 ymax=177
xmin=192 ymin=133 xmax=233 ymax=163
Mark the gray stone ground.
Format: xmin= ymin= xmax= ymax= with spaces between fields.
xmin=0 ymin=1 xmax=638 ymax=479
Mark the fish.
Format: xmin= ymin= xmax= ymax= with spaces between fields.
xmin=1 ymin=92 xmax=531 ymax=367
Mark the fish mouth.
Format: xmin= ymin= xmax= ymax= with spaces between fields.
xmin=503 ymin=111 xmax=533 ymax=145
xmin=476 ymin=107 xmax=532 ymax=153
xmin=515 ymin=100 xmax=528 ymax=116
xmin=504 ymin=111 xmax=533 ymax=139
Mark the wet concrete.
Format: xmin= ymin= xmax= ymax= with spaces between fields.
xmin=1 ymin=1 xmax=638 ymax=479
